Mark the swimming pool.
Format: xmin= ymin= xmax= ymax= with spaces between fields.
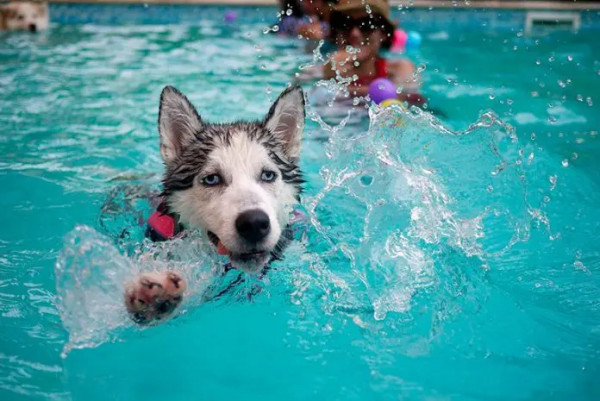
xmin=1 ymin=4 xmax=599 ymax=400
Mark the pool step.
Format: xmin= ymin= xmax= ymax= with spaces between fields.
xmin=525 ymin=11 xmax=581 ymax=33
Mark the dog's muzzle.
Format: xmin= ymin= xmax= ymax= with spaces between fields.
xmin=235 ymin=209 xmax=270 ymax=244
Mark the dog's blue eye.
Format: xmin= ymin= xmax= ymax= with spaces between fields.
xmin=260 ymin=170 xmax=277 ymax=183
xmin=201 ymin=174 xmax=222 ymax=186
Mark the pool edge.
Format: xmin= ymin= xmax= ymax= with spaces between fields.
xmin=49 ymin=0 xmax=600 ymax=11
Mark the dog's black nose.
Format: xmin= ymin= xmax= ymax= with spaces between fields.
xmin=29 ymin=24 xmax=37 ymax=32
xmin=235 ymin=209 xmax=270 ymax=243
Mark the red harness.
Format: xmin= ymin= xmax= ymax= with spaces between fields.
xmin=146 ymin=202 xmax=182 ymax=241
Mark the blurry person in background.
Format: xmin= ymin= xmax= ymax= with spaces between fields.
xmin=296 ymin=0 xmax=336 ymax=40
xmin=276 ymin=0 xmax=337 ymax=42
xmin=275 ymin=0 xmax=309 ymax=36
xmin=0 ymin=1 xmax=48 ymax=32
xmin=324 ymin=0 xmax=424 ymax=106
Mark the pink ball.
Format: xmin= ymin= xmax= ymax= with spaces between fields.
xmin=391 ymin=29 xmax=408 ymax=52
xmin=368 ymin=78 xmax=397 ymax=104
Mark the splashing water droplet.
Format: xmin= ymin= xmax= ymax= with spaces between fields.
xmin=567 ymin=55 xmax=573 ymax=61
xmin=558 ymin=80 xmax=566 ymax=88
xmin=286 ymin=9 xmax=293 ymax=16
xmin=561 ymin=159 xmax=569 ymax=167
xmin=489 ymin=93 xmax=495 ymax=100
xmin=573 ymin=260 xmax=586 ymax=271
xmin=586 ymin=97 xmax=593 ymax=107
xmin=535 ymin=60 xmax=541 ymax=66
xmin=549 ymin=175 xmax=557 ymax=190
xmin=571 ymin=152 xmax=578 ymax=160
xmin=576 ymin=94 xmax=583 ymax=102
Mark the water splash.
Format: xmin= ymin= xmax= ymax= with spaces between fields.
xmin=55 ymin=225 xmax=234 ymax=356
xmin=292 ymin=101 xmax=550 ymax=323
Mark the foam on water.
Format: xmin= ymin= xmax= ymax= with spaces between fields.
xmin=55 ymin=223 xmax=248 ymax=355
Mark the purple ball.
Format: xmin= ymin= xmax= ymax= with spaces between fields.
xmin=368 ymin=78 xmax=397 ymax=104
xmin=224 ymin=11 xmax=236 ymax=22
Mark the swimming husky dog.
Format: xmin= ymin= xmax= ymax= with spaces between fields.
xmin=124 ymin=85 xmax=306 ymax=324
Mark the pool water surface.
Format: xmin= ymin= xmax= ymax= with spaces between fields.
xmin=0 ymin=4 xmax=599 ymax=401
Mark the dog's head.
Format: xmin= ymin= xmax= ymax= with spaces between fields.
xmin=0 ymin=2 xmax=48 ymax=32
xmin=157 ymin=85 xmax=305 ymax=273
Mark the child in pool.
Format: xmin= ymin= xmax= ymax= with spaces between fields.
xmin=300 ymin=0 xmax=425 ymax=106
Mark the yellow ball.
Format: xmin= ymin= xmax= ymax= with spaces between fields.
xmin=379 ymin=99 xmax=405 ymax=127
xmin=380 ymin=99 xmax=403 ymax=108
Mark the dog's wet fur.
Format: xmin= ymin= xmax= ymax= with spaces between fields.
xmin=0 ymin=1 xmax=48 ymax=32
xmin=124 ymin=85 xmax=305 ymax=324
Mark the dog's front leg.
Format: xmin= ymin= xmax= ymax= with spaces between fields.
xmin=124 ymin=271 xmax=186 ymax=325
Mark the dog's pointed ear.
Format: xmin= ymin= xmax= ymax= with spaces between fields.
xmin=158 ymin=86 xmax=202 ymax=163
xmin=264 ymin=85 xmax=305 ymax=160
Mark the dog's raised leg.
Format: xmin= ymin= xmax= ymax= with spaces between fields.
xmin=124 ymin=271 xmax=186 ymax=325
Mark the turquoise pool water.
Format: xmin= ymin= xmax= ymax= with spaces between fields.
xmin=1 ymin=5 xmax=599 ymax=401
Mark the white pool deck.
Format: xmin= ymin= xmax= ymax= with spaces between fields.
xmin=51 ymin=0 xmax=600 ymax=11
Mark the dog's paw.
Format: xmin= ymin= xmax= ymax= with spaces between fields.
xmin=124 ymin=271 xmax=186 ymax=325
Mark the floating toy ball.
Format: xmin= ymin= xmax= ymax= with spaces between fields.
xmin=368 ymin=78 xmax=397 ymax=104
xmin=406 ymin=31 xmax=422 ymax=50
xmin=379 ymin=99 xmax=405 ymax=127
xmin=224 ymin=11 xmax=237 ymax=22
xmin=391 ymin=29 xmax=408 ymax=52
xmin=380 ymin=98 xmax=403 ymax=108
